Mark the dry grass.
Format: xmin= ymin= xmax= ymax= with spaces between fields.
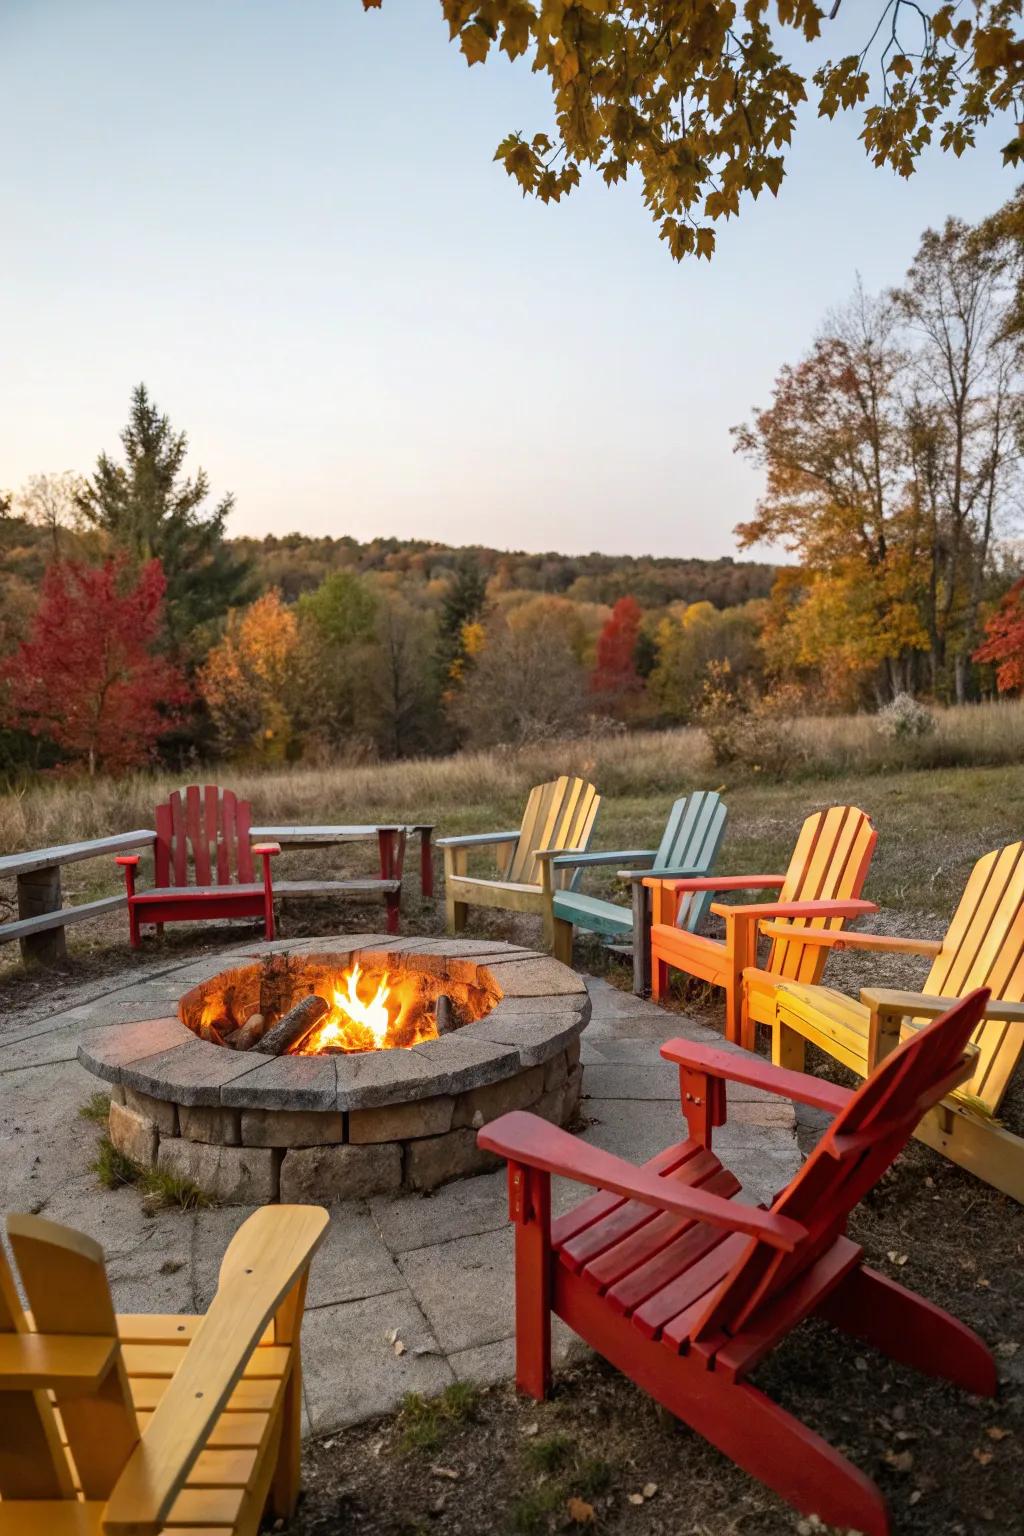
xmin=5 ymin=699 xmax=1024 ymax=857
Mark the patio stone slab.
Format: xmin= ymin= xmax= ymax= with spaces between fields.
xmin=397 ymin=1226 xmax=515 ymax=1354
xmin=0 ymin=943 xmax=802 ymax=1439
xmin=301 ymin=1292 xmax=452 ymax=1432
xmin=222 ymin=1055 xmax=337 ymax=1111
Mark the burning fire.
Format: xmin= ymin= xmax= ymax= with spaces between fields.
xmin=297 ymin=962 xmax=438 ymax=1055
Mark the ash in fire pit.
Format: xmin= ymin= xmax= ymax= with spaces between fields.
xmin=179 ymin=951 xmax=498 ymax=1055
xmin=79 ymin=939 xmax=590 ymax=1205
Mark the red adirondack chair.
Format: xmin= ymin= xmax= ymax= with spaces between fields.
xmin=117 ymin=785 xmax=280 ymax=948
xmin=479 ymin=991 xmax=996 ymax=1536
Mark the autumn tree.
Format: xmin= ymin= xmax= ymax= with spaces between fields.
xmin=365 ymin=1 xmax=1024 ymax=260
xmin=735 ymin=230 xmax=1024 ymax=702
xmin=449 ymin=605 xmax=587 ymax=746
xmin=76 ymin=385 xmax=249 ymax=651
xmin=590 ymin=595 xmax=643 ymax=713
xmin=368 ymin=593 xmax=440 ymax=758
xmin=650 ymin=600 xmax=764 ymax=720
xmin=199 ymin=590 xmax=299 ymax=762
xmin=14 ymin=472 xmax=85 ymax=558
xmin=974 ymin=577 xmax=1024 ymax=691
xmin=437 ymin=555 xmax=488 ymax=685
xmin=0 ymin=557 xmax=188 ymax=775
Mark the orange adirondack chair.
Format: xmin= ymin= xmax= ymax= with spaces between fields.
xmin=117 ymin=785 xmax=280 ymax=949
xmin=644 ymin=805 xmax=878 ymax=1046
xmin=479 ymin=991 xmax=995 ymax=1536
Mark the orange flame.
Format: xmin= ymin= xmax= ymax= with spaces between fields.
xmin=297 ymin=962 xmax=439 ymax=1054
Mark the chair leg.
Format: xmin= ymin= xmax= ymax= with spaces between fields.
xmin=511 ymin=1163 xmax=552 ymax=1401
xmin=552 ymin=917 xmax=573 ymax=966
xmin=651 ymin=954 xmax=669 ymax=1002
xmin=818 ymin=1264 xmax=996 ymax=1396
xmin=128 ymin=905 xmax=141 ymax=949
xmin=154 ymin=923 xmax=164 ymax=939
xmin=269 ymin=1358 xmax=303 ymax=1518
xmin=772 ymin=1017 xmax=806 ymax=1073
xmin=446 ymin=896 xmax=468 ymax=934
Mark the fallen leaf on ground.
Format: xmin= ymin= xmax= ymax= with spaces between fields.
xmin=521 ymin=1422 xmax=539 ymax=1437
xmin=985 ymin=1427 xmax=1011 ymax=1441
xmin=566 ymin=1496 xmax=594 ymax=1524
xmin=884 ymin=1449 xmax=913 ymax=1472
xmin=642 ymin=1482 xmax=658 ymax=1498
xmin=430 ymin=1465 xmax=459 ymax=1481
xmin=392 ymin=1339 xmax=406 ymax=1357
xmin=628 ymin=1492 xmax=645 ymax=1505
xmin=973 ymin=1448 xmax=994 ymax=1466
xmin=886 ymin=1251 xmax=908 ymax=1266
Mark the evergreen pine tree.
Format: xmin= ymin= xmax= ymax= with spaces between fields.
xmin=76 ymin=384 xmax=250 ymax=651
xmin=437 ymin=555 xmax=487 ymax=679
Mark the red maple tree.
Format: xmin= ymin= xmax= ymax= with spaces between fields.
xmin=974 ymin=579 xmax=1024 ymax=694
xmin=591 ymin=595 xmax=643 ymax=705
xmin=1 ymin=557 xmax=189 ymax=774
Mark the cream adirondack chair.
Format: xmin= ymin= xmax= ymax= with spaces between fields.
xmin=644 ymin=805 xmax=878 ymax=1047
xmin=0 ymin=1205 xmax=327 ymax=1535
xmin=438 ymin=776 xmax=600 ymax=946
xmin=769 ymin=841 xmax=1024 ymax=1202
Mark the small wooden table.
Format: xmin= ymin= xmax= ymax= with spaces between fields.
xmin=249 ymin=824 xmax=436 ymax=898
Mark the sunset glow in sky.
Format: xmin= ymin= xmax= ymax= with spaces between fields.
xmin=1 ymin=0 xmax=1018 ymax=561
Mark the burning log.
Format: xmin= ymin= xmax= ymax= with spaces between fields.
xmin=255 ymin=994 xmax=330 ymax=1056
xmin=435 ymin=995 xmax=455 ymax=1035
xmin=198 ymin=1018 xmax=227 ymax=1046
xmin=231 ymin=1012 xmax=270 ymax=1051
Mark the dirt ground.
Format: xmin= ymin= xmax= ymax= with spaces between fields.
xmin=2 ymin=905 xmax=1022 ymax=1535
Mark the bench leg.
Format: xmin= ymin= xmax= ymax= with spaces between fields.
xmin=386 ymin=889 xmax=400 ymax=935
xmin=420 ymin=829 xmax=434 ymax=899
xmin=18 ymin=867 xmax=66 ymax=965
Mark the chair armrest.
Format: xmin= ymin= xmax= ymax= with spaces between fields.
xmin=477 ymin=1111 xmax=805 ymax=1251
xmin=115 ymin=855 xmax=141 ymax=867
xmin=659 ymin=1037 xmax=853 ymax=1115
xmin=860 ymin=988 xmax=1024 ymax=1024
xmin=436 ymin=830 xmax=521 ymax=849
xmin=0 ymin=1333 xmax=117 ymax=1392
xmin=711 ymin=897 xmax=878 ymax=921
xmin=251 ymin=842 xmax=281 ymax=857
xmin=102 ymin=1206 xmax=329 ymax=1536
xmin=758 ymin=924 xmax=941 ymax=957
xmin=551 ymin=848 xmax=657 ymax=870
xmin=534 ymin=845 xmax=590 ymax=861
xmin=642 ymin=873 xmax=787 ymax=892
xmin=622 ymin=862 xmax=711 ymax=883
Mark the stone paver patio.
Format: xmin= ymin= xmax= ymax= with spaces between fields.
xmin=0 ymin=938 xmax=801 ymax=1434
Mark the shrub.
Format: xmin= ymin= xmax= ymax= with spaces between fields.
xmin=874 ymin=692 xmax=936 ymax=740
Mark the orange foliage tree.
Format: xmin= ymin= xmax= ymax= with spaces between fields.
xmin=199 ymin=590 xmax=299 ymax=761
xmin=974 ymin=579 xmax=1024 ymax=692
xmin=0 ymin=557 xmax=188 ymax=775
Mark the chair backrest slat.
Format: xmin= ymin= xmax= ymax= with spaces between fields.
xmin=659 ymin=791 xmax=728 ymax=932
xmin=508 ymin=777 xmax=600 ymax=887
xmin=691 ymin=991 xmax=987 ymax=1343
xmin=151 ymin=785 xmax=255 ymax=891
xmin=766 ymin=806 xmax=877 ymax=984
xmin=923 ymin=842 xmax=1024 ymax=1111
xmin=7 ymin=1214 xmax=139 ymax=1501
xmin=0 ymin=1243 xmax=75 ymax=1499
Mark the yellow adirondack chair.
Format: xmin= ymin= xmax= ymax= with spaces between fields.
xmin=769 ymin=841 xmax=1024 ymax=1202
xmin=438 ymin=776 xmax=600 ymax=946
xmin=0 ymin=1204 xmax=328 ymax=1535
xmin=643 ymin=805 xmax=878 ymax=1046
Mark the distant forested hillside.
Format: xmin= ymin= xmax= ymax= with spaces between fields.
xmin=234 ymin=533 xmax=778 ymax=609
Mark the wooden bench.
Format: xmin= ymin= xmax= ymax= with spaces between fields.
xmin=251 ymin=823 xmax=436 ymax=898
xmin=0 ymin=832 xmax=156 ymax=963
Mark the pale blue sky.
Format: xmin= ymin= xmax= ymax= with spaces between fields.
xmin=1 ymin=0 xmax=1018 ymax=561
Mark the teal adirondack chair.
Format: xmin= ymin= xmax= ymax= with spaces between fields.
xmin=546 ymin=790 xmax=728 ymax=994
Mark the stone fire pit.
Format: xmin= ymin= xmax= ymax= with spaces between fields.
xmin=77 ymin=938 xmax=588 ymax=1204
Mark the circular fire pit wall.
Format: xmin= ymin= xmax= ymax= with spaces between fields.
xmin=78 ymin=941 xmax=589 ymax=1204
